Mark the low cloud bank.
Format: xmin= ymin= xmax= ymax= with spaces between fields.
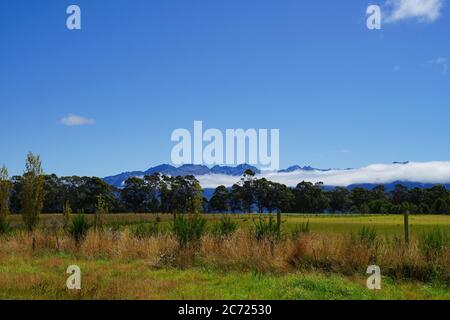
xmin=197 ymin=161 xmax=450 ymax=189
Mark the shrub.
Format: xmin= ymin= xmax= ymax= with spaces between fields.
xmin=0 ymin=217 xmax=10 ymax=234
xmin=68 ymin=213 xmax=90 ymax=244
xmin=94 ymin=195 xmax=108 ymax=231
xmin=290 ymin=221 xmax=310 ymax=239
xmin=351 ymin=226 xmax=377 ymax=245
xmin=419 ymin=227 xmax=449 ymax=259
xmin=0 ymin=165 xmax=12 ymax=233
xmin=212 ymin=215 xmax=238 ymax=238
xmin=253 ymin=216 xmax=279 ymax=241
xmin=132 ymin=223 xmax=160 ymax=239
xmin=21 ymin=153 xmax=44 ymax=231
xmin=172 ymin=214 xmax=207 ymax=247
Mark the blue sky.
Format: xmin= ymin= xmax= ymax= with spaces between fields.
xmin=1 ymin=0 xmax=449 ymax=177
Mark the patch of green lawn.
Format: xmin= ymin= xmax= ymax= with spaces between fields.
xmin=0 ymin=256 xmax=448 ymax=300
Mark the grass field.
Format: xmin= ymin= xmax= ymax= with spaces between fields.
xmin=1 ymin=256 xmax=448 ymax=300
xmin=7 ymin=213 xmax=450 ymax=236
xmin=1 ymin=213 xmax=449 ymax=300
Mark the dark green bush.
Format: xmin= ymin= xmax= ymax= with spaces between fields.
xmin=253 ymin=216 xmax=279 ymax=241
xmin=68 ymin=213 xmax=90 ymax=244
xmin=290 ymin=221 xmax=310 ymax=239
xmin=0 ymin=217 xmax=10 ymax=234
xmin=212 ymin=215 xmax=237 ymax=238
xmin=173 ymin=214 xmax=207 ymax=247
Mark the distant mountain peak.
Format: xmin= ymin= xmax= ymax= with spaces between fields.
xmin=103 ymin=163 xmax=261 ymax=187
xmin=278 ymin=165 xmax=331 ymax=173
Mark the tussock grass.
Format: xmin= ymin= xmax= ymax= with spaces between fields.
xmin=0 ymin=225 xmax=448 ymax=284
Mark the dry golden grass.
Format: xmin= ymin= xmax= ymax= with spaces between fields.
xmin=1 ymin=227 xmax=448 ymax=284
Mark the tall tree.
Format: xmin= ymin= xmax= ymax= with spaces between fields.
xmin=254 ymin=178 xmax=270 ymax=213
xmin=371 ymin=185 xmax=387 ymax=201
xmin=94 ymin=194 xmax=108 ymax=230
xmin=328 ymin=187 xmax=351 ymax=213
xmin=143 ymin=174 xmax=161 ymax=212
xmin=230 ymin=183 xmax=243 ymax=213
xmin=121 ymin=177 xmax=148 ymax=213
xmin=293 ymin=181 xmax=328 ymax=213
xmin=21 ymin=153 xmax=45 ymax=231
xmin=271 ymin=182 xmax=294 ymax=214
xmin=391 ymin=184 xmax=409 ymax=205
xmin=0 ymin=165 xmax=12 ymax=230
xmin=239 ymin=170 xmax=256 ymax=213
xmin=209 ymin=185 xmax=230 ymax=213
xmin=75 ymin=177 xmax=117 ymax=213
xmin=349 ymin=187 xmax=371 ymax=213
xmin=43 ymin=174 xmax=65 ymax=213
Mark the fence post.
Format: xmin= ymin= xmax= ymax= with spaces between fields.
xmin=404 ymin=210 xmax=410 ymax=244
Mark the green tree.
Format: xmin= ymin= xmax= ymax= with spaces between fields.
xmin=230 ymin=183 xmax=243 ymax=213
xmin=391 ymin=184 xmax=409 ymax=205
xmin=159 ymin=174 xmax=173 ymax=214
xmin=239 ymin=170 xmax=256 ymax=213
xmin=272 ymin=182 xmax=294 ymax=214
xmin=293 ymin=181 xmax=328 ymax=213
xmin=371 ymin=185 xmax=387 ymax=201
xmin=76 ymin=177 xmax=117 ymax=213
xmin=272 ymin=182 xmax=294 ymax=236
xmin=254 ymin=178 xmax=270 ymax=213
xmin=328 ymin=187 xmax=351 ymax=213
xmin=21 ymin=153 xmax=45 ymax=231
xmin=121 ymin=177 xmax=148 ymax=213
xmin=349 ymin=187 xmax=371 ymax=213
xmin=94 ymin=194 xmax=108 ymax=231
xmin=0 ymin=165 xmax=12 ymax=232
xmin=189 ymin=178 xmax=204 ymax=214
xmin=143 ymin=174 xmax=161 ymax=212
xmin=209 ymin=185 xmax=230 ymax=213
xmin=42 ymin=174 xmax=65 ymax=213
xmin=432 ymin=198 xmax=448 ymax=214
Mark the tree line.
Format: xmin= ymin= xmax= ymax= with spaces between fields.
xmin=209 ymin=170 xmax=450 ymax=215
xmin=1 ymin=156 xmax=450 ymax=226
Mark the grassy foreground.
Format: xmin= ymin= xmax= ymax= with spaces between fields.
xmin=1 ymin=214 xmax=449 ymax=300
xmin=0 ymin=255 xmax=448 ymax=300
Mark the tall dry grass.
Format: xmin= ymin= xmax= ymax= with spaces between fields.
xmin=0 ymin=227 xmax=448 ymax=283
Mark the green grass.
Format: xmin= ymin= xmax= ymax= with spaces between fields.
xmin=8 ymin=213 xmax=449 ymax=237
xmin=2 ymin=213 xmax=448 ymax=300
xmin=0 ymin=255 xmax=447 ymax=300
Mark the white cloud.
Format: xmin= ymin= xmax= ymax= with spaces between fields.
xmin=385 ymin=0 xmax=444 ymax=23
xmin=60 ymin=114 xmax=96 ymax=126
xmin=429 ymin=57 xmax=448 ymax=74
xmin=196 ymin=161 xmax=450 ymax=188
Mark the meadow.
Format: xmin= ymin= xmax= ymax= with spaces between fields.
xmin=0 ymin=213 xmax=449 ymax=300
xmin=7 ymin=213 xmax=450 ymax=235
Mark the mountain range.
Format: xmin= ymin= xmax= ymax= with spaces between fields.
xmin=103 ymin=163 xmax=265 ymax=187
xmin=103 ymin=162 xmax=450 ymax=189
